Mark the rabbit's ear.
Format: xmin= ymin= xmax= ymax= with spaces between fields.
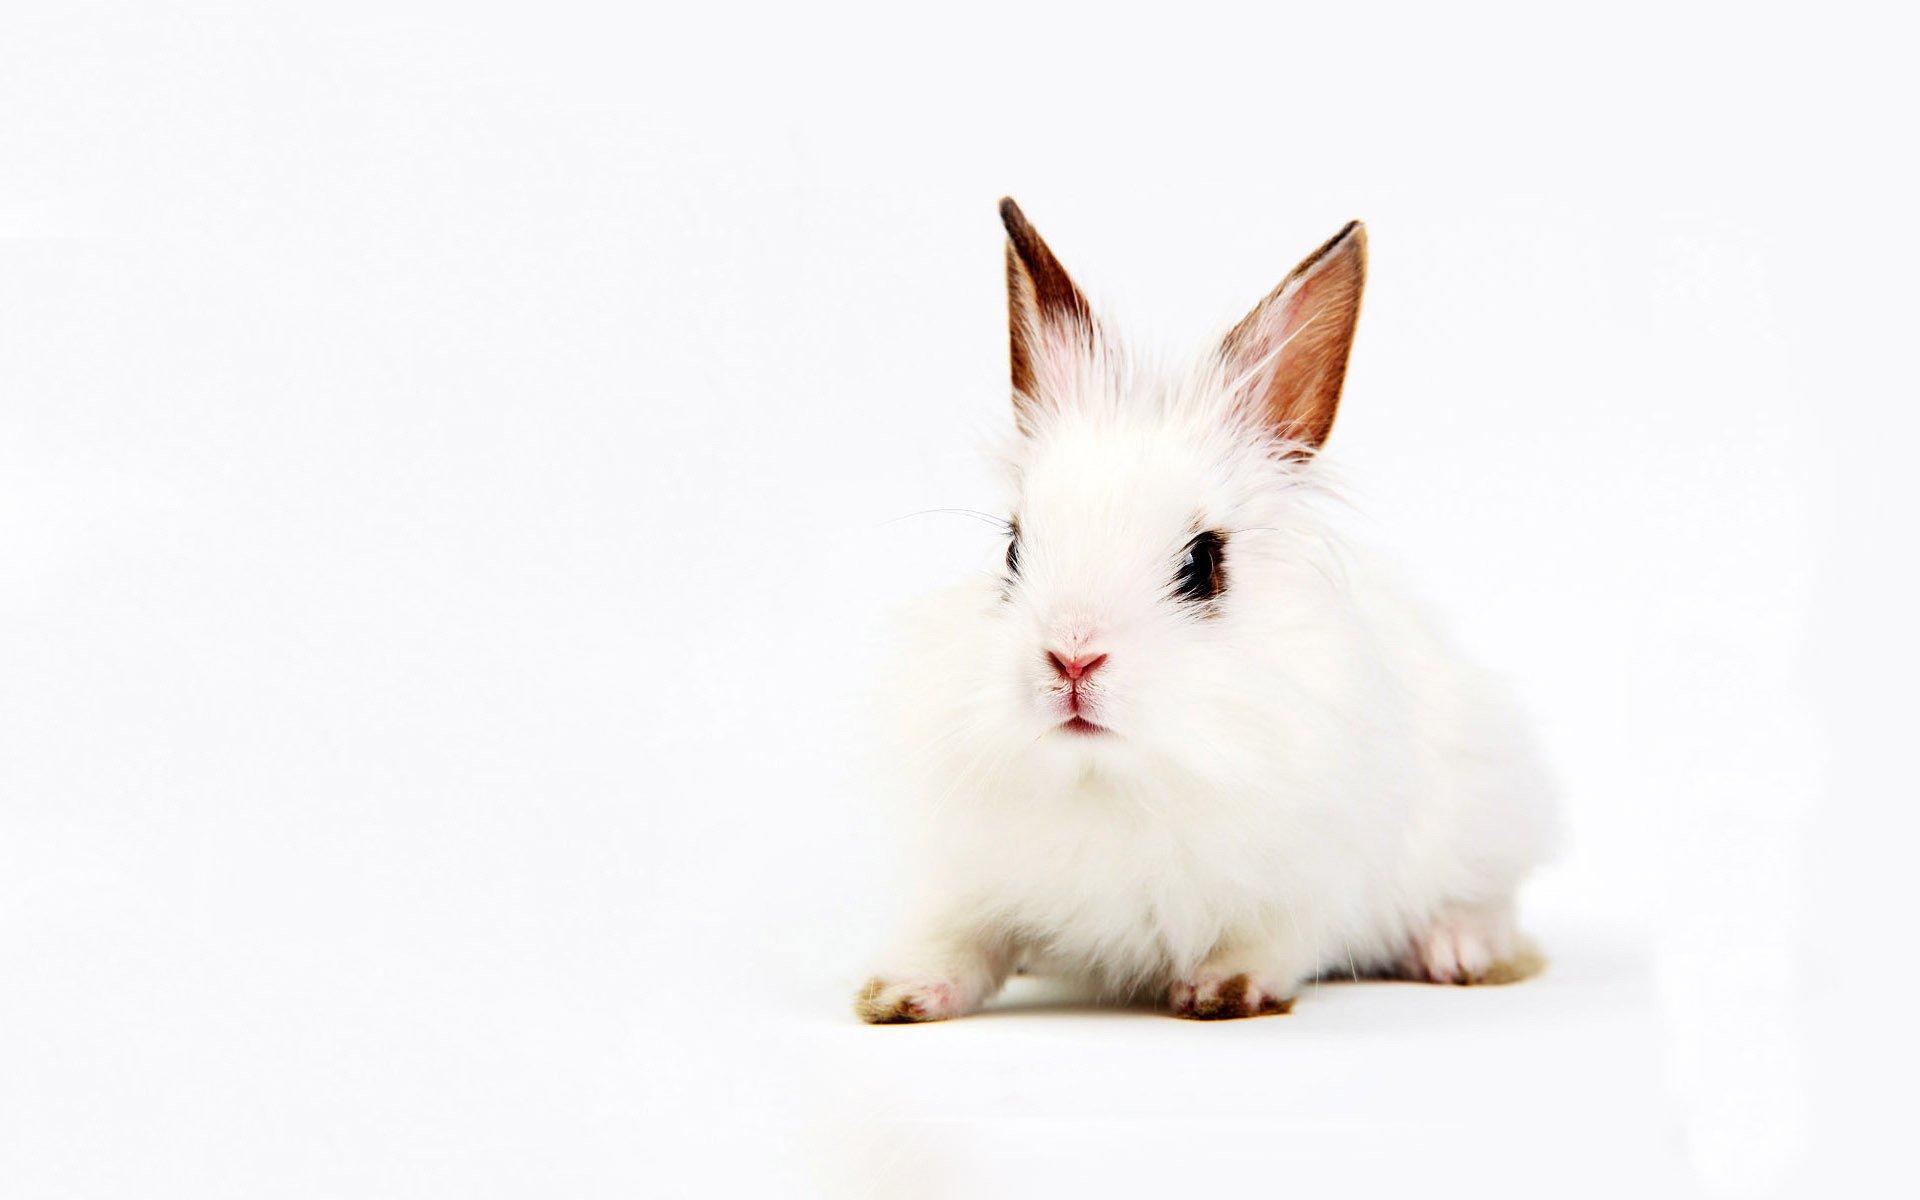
xmin=1000 ymin=197 xmax=1094 ymax=432
xmin=1220 ymin=221 xmax=1367 ymax=456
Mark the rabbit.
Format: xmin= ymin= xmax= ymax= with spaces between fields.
xmin=854 ymin=199 xmax=1559 ymax=1023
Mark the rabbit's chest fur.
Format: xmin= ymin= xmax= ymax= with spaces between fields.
xmin=932 ymin=754 xmax=1414 ymax=990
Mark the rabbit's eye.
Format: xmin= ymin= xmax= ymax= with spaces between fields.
xmin=1005 ymin=527 xmax=1021 ymax=578
xmin=1175 ymin=531 xmax=1225 ymax=603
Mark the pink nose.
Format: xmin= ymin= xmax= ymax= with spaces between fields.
xmin=1047 ymin=652 xmax=1108 ymax=682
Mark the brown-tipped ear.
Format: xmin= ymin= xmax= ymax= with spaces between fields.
xmin=1000 ymin=197 xmax=1093 ymax=428
xmin=1220 ymin=220 xmax=1367 ymax=456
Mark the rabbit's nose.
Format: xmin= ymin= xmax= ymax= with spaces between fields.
xmin=1046 ymin=651 xmax=1108 ymax=682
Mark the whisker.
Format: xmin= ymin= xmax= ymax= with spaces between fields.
xmin=880 ymin=508 xmax=1011 ymax=532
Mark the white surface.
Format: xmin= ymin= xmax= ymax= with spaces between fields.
xmin=2 ymin=3 xmax=1914 ymax=1197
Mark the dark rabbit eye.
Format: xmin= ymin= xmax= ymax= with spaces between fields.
xmin=1005 ymin=527 xmax=1021 ymax=578
xmin=1175 ymin=531 xmax=1225 ymax=603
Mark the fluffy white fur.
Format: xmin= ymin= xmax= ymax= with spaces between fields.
xmin=857 ymin=223 xmax=1558 ymax=1024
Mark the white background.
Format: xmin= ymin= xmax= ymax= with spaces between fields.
xmin=3 ymin=2 xmax=1914 ymax=1196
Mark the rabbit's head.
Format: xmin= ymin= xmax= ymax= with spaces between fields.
xmin=974 ymin=199 xmax=1367 ymax=762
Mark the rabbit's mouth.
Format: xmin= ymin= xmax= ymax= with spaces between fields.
xmin=1061 ymin=716 xmax=1108 ymax=736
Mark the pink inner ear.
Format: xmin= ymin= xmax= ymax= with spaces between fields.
xmin=1271 ymin=282 xmax=1314 ymax=356
xmin=1235 ymin=285 xmax=1311 ymax=402
xmin=1018 ymin=319 xmax=1095 ymax=413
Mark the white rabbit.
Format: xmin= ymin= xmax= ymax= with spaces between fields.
xmin=855 ymin=200 xmax=1559 ymax=1022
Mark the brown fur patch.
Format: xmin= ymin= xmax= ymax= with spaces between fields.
xmin=1175 ymin=973 xmax=1294 ymax=1021
xmin=999 ymin=197 xmax=1094 ymax=430
xmin=1221 ymin=220 xmax=1367 ymax=456
xmin=854 ymin=978 xmax=931 ymax=1024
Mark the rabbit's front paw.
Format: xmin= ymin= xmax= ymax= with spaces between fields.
xmin=1168 ymin=971 xmax=1294 ymax=1020
xmin=854 ymin=976 xmax=970 ymax=1024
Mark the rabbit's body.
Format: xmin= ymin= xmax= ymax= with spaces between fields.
xmin=856 ymin=202 xmax=1557 ymax=1023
